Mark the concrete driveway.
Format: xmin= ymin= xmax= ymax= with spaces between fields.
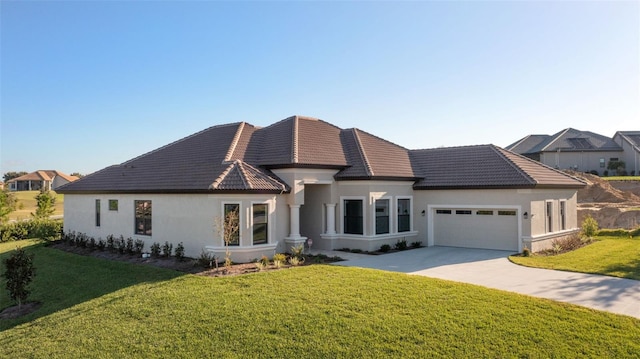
xmin=336 ymin=246 xmax=640 ymax=319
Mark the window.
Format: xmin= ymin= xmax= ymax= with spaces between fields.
xmin=498 ymin=210 xmax=516 ymax=216
xmin=224 ymin=203 xmax=240 ymax=246
xmin=560 ymin=201 xmax=566 ymax=230
xmin=109 ymin=199 xmax=118 ymax=211
xmin=344 ymin=200 xmax=363 ymax=235
xmin=546 ymin=202 xmax=553 ymax=233
xmin=375 ymin=199 xmax=390 ymax=235
xmin=252 ymin=203 xmax=268 ymax=245
xmin=456 ymin=210 xmax=472 ymax=215
xmin=436 ymin=209 xmax=452 ymax=214
xmin=397 ymin=198 xmax=411 ymax=232
xmin=95 ymin=199 xmax=101 ymax=227
xmin=610 ymin=158 xmax=619 ymax=161
xmin=134 ymin=200 xmax=152 ymax=235
xmin=476 ymin=210 xmax=493 ymax=215
xmin=599 ymin=158 xmax=605 ymax=168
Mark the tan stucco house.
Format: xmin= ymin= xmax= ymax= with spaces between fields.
xmin=58 ymin=116 xmax=585 ymax=261
xmin=7 ymin=170 xmax=79 ymax=191
xmin=613 ymin=131 xmax=640 ymax=176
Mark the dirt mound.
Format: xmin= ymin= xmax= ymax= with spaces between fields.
xmin=573 ymin=172 xmax=640 ymax=204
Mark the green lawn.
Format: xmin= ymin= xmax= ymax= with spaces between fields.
xmin=510 ymin=237 xmax=640 ymax=280
xmin=9 ymin=190 xmax=64 ymax=221
xmin=1 ymin=240 xmax=639 ymax=358
xmin=603 ymin=176 xmax=640 ymax=181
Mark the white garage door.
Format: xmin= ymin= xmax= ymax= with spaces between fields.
xmin=433 ymin=208 xmax=518 ymax=251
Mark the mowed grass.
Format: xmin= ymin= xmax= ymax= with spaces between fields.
xmin=510 ymin=237 xmax=640 ymax=280
xmin=1 ymin=241 xmax=639 ymax=358
xmin=8 ymin=190 xmax=64 ymax=220
xmin=603 ymin=176 xmax=640 ymax=181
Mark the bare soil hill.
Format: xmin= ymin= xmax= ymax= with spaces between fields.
xmin=570 ymin=172 xmax=640 ymax=229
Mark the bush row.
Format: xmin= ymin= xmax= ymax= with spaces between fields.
xmin=596 ymin=228 xmax=640 ymax=238
xmin=0 ymin=219 xmax=63 ymax=242
xmin=62 ymin=231 xmax=185 ymax=260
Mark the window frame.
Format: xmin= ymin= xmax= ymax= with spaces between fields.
xmin=560 ymin=200 xmax=566 ymax=231
xmin=134 ymin=200 xmax=152 ymax=236
xmin=222 ymin=202 xmax=240 ymax=246
xmin=108 ymin=199 xmax=118 ymax=211
xmin=95 ymin=199 xmax=101 ymax=227
xmin=251 ymin=202 xmax=269 ymax=246
xmin=374 ymin=198 xmax=391 ymax=235
xmin=342 ymin=197 xmax=365 ymax=235
xmin=545 ymin=201 xmax=553 ymax=233
xmin=396 ymin=197 xmax=412 ymax=233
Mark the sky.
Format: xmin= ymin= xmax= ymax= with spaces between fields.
xmin=1 ymin=1 xmax=639 ymax=176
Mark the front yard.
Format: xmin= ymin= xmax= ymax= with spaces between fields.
xmin=1 ymin=240 xmax=639 ymax=358
xmin=510 ymin=236 xmax=640 ymax=280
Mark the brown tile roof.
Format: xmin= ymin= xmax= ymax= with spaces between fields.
xmin=411 ymin=145 xmax=585 ymax=189
xmin=58 ymin=116 xmax=584 ymax=194
xmin=8 ymin=170 xmax=78 ymax=183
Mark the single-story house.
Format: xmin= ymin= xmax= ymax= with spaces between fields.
xmin=612 ymin=131 xmax=640 ymax=176
xmin=58 ymin=116 xmax=585 ymax=261
xmin=7 ymin=170 xmax=79 ymax=191
xmin=506 ymin=128 xmax=624 ymax=176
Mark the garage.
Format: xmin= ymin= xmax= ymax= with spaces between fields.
xmin=433 ymin=208 xmax=519 ymax=251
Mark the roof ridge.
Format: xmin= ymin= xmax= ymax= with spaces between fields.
xmin=351 ymin=127 xmax=409 ymax=150
xmin=124 ymin=122 xmax=242 ymax=166
xmin=210 ymin=161 xmax=235 ymax=190
xmin=541 ymin=128 xmax=571 ymax=151
xmin=506 ymin=134 xmax=532 ymax=151
xmin=617 ymin=132 xmax=640 ymax=151
xmin=292 ymin=116 xmax=299 ymax=164
xmin=352 ymin=129 xmax=374 ymax=176
xmin=236 ymin=161 xmax=251 ymax=190
xmin=495 ymin=146 xmax=585 ymax=185
xmin=224 ymin=122 xmax=246 ymax=162
xmin=490 ymin=146 xmax=536 ymax=185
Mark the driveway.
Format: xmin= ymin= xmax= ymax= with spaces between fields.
xmin=336 ymin=246 xmax=640 ymax=319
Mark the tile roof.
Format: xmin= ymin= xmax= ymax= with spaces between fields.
xmin=615 ymin=131 xmax=640 ymax=150
xmin=8 ymin=170 xmax=79 ymax=183
xmin=58 ymin=116 xmax=584 ymax=194
xmin=411 ymin=145 xmax=585 ymax=189
xmin=508 ymin=128 xmax=622 ymax=154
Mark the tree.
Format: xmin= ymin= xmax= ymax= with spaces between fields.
xmin=3 ymin=171 xmax=28 ymax=183
xmin=32 ymin=190 xmax=56 ymax=219
xmin=581 ymin=215 xmax=599 ymax=239
xmin=214 ymin=206 xmax=239 ymax=269
xmin=607 ymin=160 xmax=626 ymax=176
xmin=3 ymin=247 xmax=36 ymax=309
xmin=69 ymin=172 xmax=84 ymax=178
xmin=0 ymin=187 xmax=18 ymax=225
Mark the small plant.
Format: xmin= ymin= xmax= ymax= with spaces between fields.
xmin=581 ymin=215 xmax=599 ymax=239
xmin=97 ymin=238 xmax=106 ymax=251
xmin=175 ymin=242 xmax=185 ymax=261
xmin=290 ymin=244 xmax=305 ymax=260
xmin=106 ymin=235 xmax=115 ymax=251
xmin=117 ymin=236 xmax=127 ymax=254
xmin=255 ymin=260 xmax=267 ymax=271
xmin=87 ymin=237 xmax=96 ymax=250
xmin=394 ymin=239 xmax=408 ymax=251
xmin=350 ymin=248 xmax=363 ymax=253
xmin=410 ymin=241 xmax=422 ymax=248
xmin=289 ymin=256 xmax=303 ymax=266
xmin=522 ymin=247 xmax=531 ymax=257
xmin=273 ymin=253 xmax=287 ymax=268
xmin=259 ymin=255 xmax=270 ymax=267
xmin=379 ymin=244 xmax=391 ymax=252
xmin=551 ymin=242 xmax=562 ymax=254
xmin=2 ymin=247 xmax=36 ymax=309
xmin=150 ymin=242 xmax=161 ymax=257
xmin=162 ymin=241 xmax=173 ymax=258
xmin=134 ymin=239 xmax=145 ymax=254
xmin=198 ymin=250 xmax=215 ymax=269
xmin=125 ymin=237 xmax=135 ymax=254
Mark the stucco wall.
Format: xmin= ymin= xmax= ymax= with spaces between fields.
xmin=539 ymin=151 xmax=623 ymax=175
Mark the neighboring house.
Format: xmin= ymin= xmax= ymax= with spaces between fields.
xmin=7 ymin=170 xmax=79 ymax=191
xmin=57 ymin=116 xmax=585 ymax=261
xmin=506 ymin=128 xmax=624 ymax=176
xmin=612 ymin=131 xmax=640 ymax=176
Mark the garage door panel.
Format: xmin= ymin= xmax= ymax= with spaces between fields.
xmin=434 ymin=208 xmax=518 ymax=251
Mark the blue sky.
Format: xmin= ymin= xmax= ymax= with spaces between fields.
xmin=1 ymin=1 xmax=638 ymax=176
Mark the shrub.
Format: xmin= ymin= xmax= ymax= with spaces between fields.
xmin=255 ymin=260 xmax=266 ymax=271
xmin=150 ymin=242 xmax=161 ymax=257
xmin=161 ymin=242 xmax=173 ymax=258
xmin=522 ymin=247 xmax=531 ymax=257
xmin=32 ymin=190 xmax=56 ymax=219
xmin=117 ymin=236 xmax=127 ymax=254
xmin=581 ymin=215 xmax=599 ymax=239
xmin=259 ymin=255 xmax=270 ymax=266
xmin=0 ymin=219 xmax=62 ymax=242
xmin=596 ymin=228 xmax=630 ymax=237
xmin=3 ymin=247 xmax=36 ymax=309
xmin=273 ymin=253 xmax=286 ymax=268
xmin=290 ymin=244 xmax=304 ymax=260
xmin=87 ymin=237 xmax=96 ymax=250
xmin=350 ymin=248 xmax=363 ymax=253
xmin=289 ymin=256 xmax=303 ymax=266
xmin=394 ymin=239 xmax=408 ymax=251
xmin=175 ymin=242 xmax=185 ymax=261
xmin=411 ymin=241 xmax=422 ymax=248
xmin=134 ymin=239 xmax=145 ymax=254
xmin=198 ymin=250 xmax=215 ymax=269
xmin=106 ymin=235 xmax=115 ymax=251
xmin=97 ymin=238 xmax=106 ymax=251
xmin=379 ymin=244 xmax=391 ymax=252
xmin=631 ymin=227 xmax=640 ymax=237
xmin=125 ymin=237 xmax=135 ymax=254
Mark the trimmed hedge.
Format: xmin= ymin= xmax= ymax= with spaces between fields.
xmin=0 ymin=219 xmax=63 ymax=242
xmin=596 ymin=228 xmax=640 ymax=238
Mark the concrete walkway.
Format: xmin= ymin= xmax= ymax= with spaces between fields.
xmin=329 ymin=246 xmax=640 ymax=319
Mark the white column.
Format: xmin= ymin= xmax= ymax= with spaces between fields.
xmin=325 ymin=203 xmax=336 ymax=235
xmin=289 ymin=204 xmax=301 ymax=238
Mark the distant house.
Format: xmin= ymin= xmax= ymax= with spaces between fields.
xmin=7 ymin=170 xmax=79 ymax=191
xmin=506 ymin=128 xmax=624 ymax=175
xmin=58 ymin=116 xmax=585 ymax=261
xmin=613 ymin=131 xmax=640 ymax=176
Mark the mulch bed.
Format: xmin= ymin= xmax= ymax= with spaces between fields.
xmin=0 ymin=301 xmax=42 ymax=319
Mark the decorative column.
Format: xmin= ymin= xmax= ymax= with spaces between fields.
xmin=284 ymin=204 xmax=307 ymax=248
xmin=325 ymin=203 xmax=336 ymax=235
